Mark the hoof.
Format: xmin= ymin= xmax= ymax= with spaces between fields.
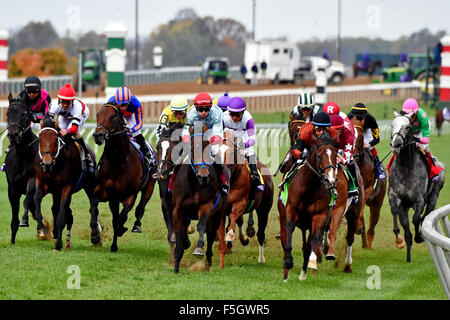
xmin=19 ymin=221 xmax=29 ymax=228
xmin=131 ymin=225 xmax=142 ymax=233
xmin=414 ymin=233 xmax=424 ymax=244
xmin=187 ymin=225 xmax=196 ymax=234
xmin=117 ymin=226 xmax=128 ymax=237
xmin=38 ymin=229 xmax=48 ymax=239
xmin=326 ymin=253 xmax=336 ymax=261
xmin=396 ymin=236 xmax=405 ymax=249
xmin=246 ymin=226 xmax=256 ymax=238
xmin=239 ymin=236 xmax=250 ymax=246
xmin=193 ymin=247 xmax=204 ymax=256
xmin=225 ymin=230 xmax=235 ymax=242
xmin=91 ymin=234 xmax=101 ymax=246
xmin=65 ymin=242 xmax=71 ymax=250
xmin=110 ymin=245 xmax=118 ymax=253
xmin=275 ymin=233 xmax=281 ymax=240
xmin=283 ymin=257 xmax=294 ymax=270
xmin=307 ymin=260 xmax=318 ymax=271
xmin=343 ymin=265 xmax=352 ymax=273
xmin=299 ymin=270 xmax=307 ymax=281
xmin=52 ymin=249 xmax=61 ymax=253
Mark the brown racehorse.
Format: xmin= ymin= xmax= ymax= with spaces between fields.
xmin=219 ymin=130 xmax=274 ymax=263
xmin=435 ymin=108 xmax=449 ymax=137
xmin=171 ymin=125 xmax=228 ymax=273
xmin=351 ymin=121 xmax=387 ymax=249
xmin=353 ymin=60 xmax=382 ymax=78
xmin=93 ymin=103 xmax=156 ymax=252
xmin=34 ymin=115 xmax=100 ymax=251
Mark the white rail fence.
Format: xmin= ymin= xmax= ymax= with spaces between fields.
xmin=422 ymin=204 xmax=450 ymax=300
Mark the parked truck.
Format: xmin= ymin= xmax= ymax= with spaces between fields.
xmin=244 ymin=40 xmax=302 ymax=84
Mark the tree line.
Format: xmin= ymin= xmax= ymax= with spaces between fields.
xmin=6 ymin=8 xmax=447 ymax=78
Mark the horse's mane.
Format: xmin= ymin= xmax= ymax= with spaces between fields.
xmin=42 ymin=113 xmax=56 ymax=129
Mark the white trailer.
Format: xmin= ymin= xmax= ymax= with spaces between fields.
xmin=244 ymin=40 xmax=301 ymax=84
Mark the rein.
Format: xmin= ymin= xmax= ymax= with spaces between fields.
xmin=38 ymin=127 xmax=66 ymax=162
xmin=96 ymin=105 xmax=128 ymax=140
xmin=189 ymin=132 xmax=214 ymax=177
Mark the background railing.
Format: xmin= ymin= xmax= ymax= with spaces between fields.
xmin=422 ymin=204 xmax=450 ymax=300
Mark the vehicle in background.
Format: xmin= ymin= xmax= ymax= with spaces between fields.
xmin=197 ymin=57 xmax=230 ymax=85
xmin=72 ymin=48 xmax=107 ymax=92
xmin=297 ymin=56 xmax=346 ymax=84
xmin=381 ymin=53 xmax=438 ymax=83
xmin=244 ymin=40 xmax=301 ymax=84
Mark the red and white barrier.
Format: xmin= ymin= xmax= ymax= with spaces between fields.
xmin=439 ymin=36 xmax=450 ymax=102
xmin=0 ymin=30 xmax=8 ymax=81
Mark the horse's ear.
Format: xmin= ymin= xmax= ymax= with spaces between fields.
xmin=393 ymin=109 xmax=400 ymax=117
xmin=8 ymin=93 xmax=13 ymax=104
xmin=311 ymin=133 xmax=319 ymax=145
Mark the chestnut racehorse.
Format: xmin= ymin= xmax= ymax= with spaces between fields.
xmin=351 ymin=120 xmax=387 ymax=249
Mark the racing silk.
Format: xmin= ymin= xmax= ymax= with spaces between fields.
xmin=182 ymin=105 xmax=224 ymax=140
xmin=156 ymin=105 xmax=191 ymax=139
xmin=289 ymin=106 xmax=314 ymax=122
xmin=297 ymin=122 xmax=340 ymax=149
xmin=411 ymin=108 xmax=430 ymax=138
xmin=107 ymin=95 xmax=143 ymax=133
xmin=337 ymin=121 xmax=355 ymax=165
xmin=347 ymin=112 xmax=380 ymax=147
xmin=222 ymin=110 xmax=256 ymax=148
xmin=49 ymin=99 xmax=89 ymax=134
xmin=17 ymin=89 xmax=51 ymax=120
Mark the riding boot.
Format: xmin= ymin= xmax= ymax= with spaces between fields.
xmin=374 ymin=155 xmax=386 ymax=179
xmin=347 ymin=161 xmax=359 ymax=204
xmin=1 ymin=145 xmax=11 ymax=172
xmin=135 ymin=134 xmax=152 ymax=166
xmin=216 ymin=163 xmax=230 ymax=194
xmin=75 ymin=137 xmax=94 ymax=173
xmin=426 ymin=151 xmax=444 ymax=181
xmin=247 ymin=154 xmax=262 ymax=188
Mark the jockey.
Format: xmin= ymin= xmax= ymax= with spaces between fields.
xmin=291 ymin=111 xmax=340 ymax=160
xmin=17 ymin=76 xmax=51 ymax=123
xmin=323 ymin=101 xmax=357 ymax=148
xmin=330 ymin=114 xmax=359 ymax=202
xmin=217 ymin=92 xmax=232 ymax=112
xmin=347 ymin=103 xmax=386 ymax=179
xmin=402 ymin=98 xmax=444 ymax=181
xmin=48 ymin=83 xmax=94 ymax=172
xmin=156 ymin=95 xmax=190 ymax=140
xmin=290 ymin=91 xmax=315 ymax=123
xmin=222 ymin=96 xmax=261 ymax=187
xmin=107 ymin=86 xmax=153 ymax=166
xmin=181 ymin=92 xmax=229 ymax=192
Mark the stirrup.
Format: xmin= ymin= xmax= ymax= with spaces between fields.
xmin=0 ymin=163 xmax=5 ymax=172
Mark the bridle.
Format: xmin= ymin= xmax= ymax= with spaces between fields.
xmin=391 ymin=115 xmax=415 ymax=150
xmin=222 ymin=137 xmax=246 ymax=178
xmin=95 ymin=105 xmax=128 ymax=140
xmin=156 ymin=139 xmax=176 ymax=180
xmin=189 ymin=132 xmax=214 ymax=179
xmin=38 ymin=127 xmax=65 ymax=169
xmin=304 ymin=141 xmax=337 ymax=189
xmin=353 ymin=124 xmax=365 ymax=162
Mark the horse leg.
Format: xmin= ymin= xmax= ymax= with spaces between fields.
xmin=226 ymin=201 xmax=246 ymax=242
xmin=117 ymin=195 xmax=138 ymax=237
xmin=367 ymin=203 xmax=381 ymax=249
xmin=237 ymin=216 xmax=249 ymax=246
xmin=172 ymin=205 xmax=185 ymax=273
xmin=282 ymin=205 xmax=297 ymax=282
xmin=65 ymin=207 xmax=73 ymax=250
xmin=132 ymin=178 xmax=156 ymax=233
xmin=306 ymin=213 xmax=328 ymax=276
xmin=217 ymin=211 xmax=227 ymax=269
xmin=54 ymin=188 xmax=72 ymax=251
xmin=300 ymin=231 xmax=312 ymax=281
xmin=356 ymin=196 xmax=368 ymax=248
xmin=84 ymin=188 xmax=101 ymax=246
xmin=33 ymin=184 xmax=48 ymax=239
xmin=193 ymin=213 xmax=207 ymax=256
xmin=412 ymin=198 xmax=426 ymax=244
xmin=246 ymin=211 xmax=256 ymax=238
xmin=256 ymin=205 xmax=270 ymax=264
xmin=20 ymin=178 xmax=37 ymax=227
xmin=109 ymin=199 xmax=120 ymax=253
xmin=390 ymin=197 xmax=405 ymax=249
xmin=344 ymin=208 xmax=358 ymax=273
xmin=51 ymin=193 xmax=61 ymax=239
xmin=8 ymin=187 xmax=21 ymax=244
xmin=158 ymin=181 xmax=175 ymax=245
xmin=326 ymin=206 xmax=345 ymax=261
xmin=397 ymin=205 xmax=413 ymax=262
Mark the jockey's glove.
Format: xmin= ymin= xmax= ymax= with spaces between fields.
xmin=292 ymin=148 xmax=301 ymax=159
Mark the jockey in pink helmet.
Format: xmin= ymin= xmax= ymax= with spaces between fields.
xmin=401 ymin=98 xmax=443 ymax=181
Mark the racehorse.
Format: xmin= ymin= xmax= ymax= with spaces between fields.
xmin=4 ymin=94 xmax=44 ymax=244
xmin=389 ymin=111 xmax=445 ymax=262
xmin=351 ymin=120 xmax=387 ymax=249
xmin=171 ymin=125 xmax=228 ymax=273
xmin=353 ymin=60 xmax=382 ymax=78
xmin=154 ymin=122 xmax=185 ymax=261
xmin=218 ymin=130 xmax=274 ymax=263
xmin=280 ymin=133 xmax=360 ymax=281
xmin=34 ymin=114 xmax=100 ymax=251
xmin=435 ymin=108 xmax=449 ymax=137
xmin=93 ymin=103 xmax=156 ymax=252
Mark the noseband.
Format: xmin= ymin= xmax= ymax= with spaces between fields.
xmin=38 ymin=127 xmax=65 ymax=167
xmin=305 ymin=141 xmax=337 ymax=187
xmin=391 ymin=116 xmax=415 ymax=149
xmin=189 ymin=133 xmax=214 ymax=178
xmin=95 ymin=105 xmax=128 ymax=140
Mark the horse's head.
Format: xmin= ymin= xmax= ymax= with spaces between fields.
xmin=350 ymin=118 xmax=364 ymax=161
xmin=390 ymin=111 xmax=414 ymax=154
xmin=289 ymin=120 xmax=305 ymax=146
xmin=38 ymin=114 xmax=63 ymax=173
xmin=188 ymin=125 xmax=214 ymax=187
xmin=6 ymin=97 xmax=33 ymax=145
xmin=94 ymin=104 xmax=125 ymax=145
xmin=221 ymin=129 xmax=245 ymax=172
xmin=311 ymin=133 xmax=338 ymax=190
xmin=156 ymin=123 xmax=184 ymax=180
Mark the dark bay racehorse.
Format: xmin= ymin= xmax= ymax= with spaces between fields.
xmin=5 ymin=95 xmax=44 ymax=243
xmin=351 ymin=121 xmax=387 ymax=249
xmin=34 ymin=115 xmax=100 ymax=251
xmin=219 ymin=130 xmax=274 ymax=263
xmin=435 ymin=108 xmax=449 ymax=137
xmin=280 ymin=133 xmax=359 ymax=281
xmin=93 ymin=103 xmax=156 ymax=252
xmin=172 ymin=125 xmax=228 ymax=273
xmin=389 ymin=111 xmax=445 ymax=262
xmin=353 ymin=60 xmax=382 ymax=78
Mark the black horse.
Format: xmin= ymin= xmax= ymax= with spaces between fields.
xmin=389 ymin=111 xmax=445 ymax=262
xmin=171 ymin=125 xmax=229 ymax=273
xmin=34 ymin=114 xmax=101 ymax=251
xmin=4 ymin=94 xmax=44 ymax=243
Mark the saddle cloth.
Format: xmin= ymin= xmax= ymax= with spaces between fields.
xmin=443 ymin=107 xmax=450 ymax=121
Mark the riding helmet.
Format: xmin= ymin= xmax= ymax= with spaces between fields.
xmin=330 ymin=114 xmax=344 ymax=129
xmin=350 ymin=103 xmax=368 ymax=115
xmin=24 ymin=76 xmax=41 ymax=89
xmin=169 ymin=95 xmax=189 ymax=111
xmin=114 ymin=86 xmax=132 ymax=104
xmin=312 ymin=111 xmax=331 ymax=126
xmin=57 ymin=83 xmax=76 ymax=101
xmin=217 ymin=93 xmax=231 ymax=111
xmin=227 ymin=97 xmax=246 ymax=113
xmin=193 ymin=92 xmax=212 ymax=107
xmin=402 ymin=98 xmax=419 ymax=114
xmin=297 ymin=91 xmax=314 ymax=109
xmin=323 ymin=101 xmax=340 ymax=115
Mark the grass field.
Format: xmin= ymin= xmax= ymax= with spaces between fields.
xmin=0 ymin=106 xmax=449 ymax=300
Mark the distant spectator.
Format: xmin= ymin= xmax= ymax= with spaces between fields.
xmin=240 ymin=64 xmax=247 ymax=84
xmin=251 ymin=63 xmax=258 ymax=85
xmin=433 ymin=42 xmax=442 ymax=67
xmin=399 ymin=52 xmax=409 ymax=68
xmin=260 ymin=60 xmax=267 ymax=85
xmin=322 ymin=49 xmax=329 ymax=60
